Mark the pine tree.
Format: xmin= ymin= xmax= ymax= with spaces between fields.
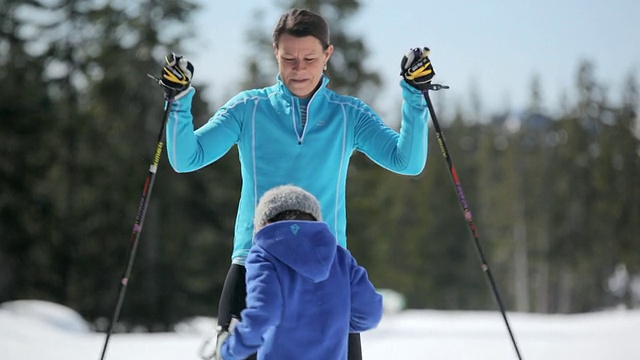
xmin=0 ymin=0 xmax=56 ymax=303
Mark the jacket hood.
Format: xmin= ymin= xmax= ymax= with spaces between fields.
xmin=253 ymin=221 xmax=337 ymax=282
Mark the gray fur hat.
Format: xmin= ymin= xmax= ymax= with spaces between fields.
xmin=254 ymin=185 xmax=322 ymax=232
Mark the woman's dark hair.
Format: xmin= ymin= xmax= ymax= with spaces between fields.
xmin=272 ymin=8 xmax=330 ymax=50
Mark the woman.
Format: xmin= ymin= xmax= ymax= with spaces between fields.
xmin=159 ymin=8 xmax=435 ymax=360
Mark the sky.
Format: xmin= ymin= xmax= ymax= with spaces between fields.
xmin=2 ymin=299 xmax=639 ymax=360
xmin=185 ymin=0 xmax=640 ymax=119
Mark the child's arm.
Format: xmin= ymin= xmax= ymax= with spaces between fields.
xmin=349 ymin=256 xmax=384 ymax=332
xmin=221 ymin=251 xmax=283 ymax=359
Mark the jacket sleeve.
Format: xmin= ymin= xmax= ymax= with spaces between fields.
xmin=349 ymin=256 xmax=383 ymax=332
xmin=222 ymin=249 xmax=283 ymax=359
xmin=165 ymin=89 xmax=243 ymax=172
xmin=354 ymin=80 xmax=429 ymax=175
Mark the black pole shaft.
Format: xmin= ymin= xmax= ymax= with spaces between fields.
xmin=99 ymin=100 xmax=173 ymax=360
xmin=422 ymin=87 xmax=523 ymax=360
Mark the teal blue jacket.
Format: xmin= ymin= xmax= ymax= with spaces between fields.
xmin=166 ymin=75 xmax=429 ymax=263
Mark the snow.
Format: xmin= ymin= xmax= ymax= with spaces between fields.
xmin=1 ymin=300 xmax=639 ymax=360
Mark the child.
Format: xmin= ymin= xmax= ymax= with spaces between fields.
xmin=215 ymin=185 xmax=383 ymax=360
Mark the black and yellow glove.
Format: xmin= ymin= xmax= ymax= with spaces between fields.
xmin=160 ymin=53 xmax=194 ymax=100
xmin=400 ymin=47 xmax=435 ymax=91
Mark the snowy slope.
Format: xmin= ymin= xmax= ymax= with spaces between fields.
xmin=1 ymin=300 xmax=638 ymax=360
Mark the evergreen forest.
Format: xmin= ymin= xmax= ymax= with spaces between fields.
xmin=1 ymin=0 xmax=638 ymax=331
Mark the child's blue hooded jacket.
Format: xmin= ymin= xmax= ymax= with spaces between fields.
xmin=221 ymin=220 xmax=383 ymax=360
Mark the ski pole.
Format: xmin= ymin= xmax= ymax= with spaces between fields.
xmin=99 ymin=93 xmax=173 ymax=360
xmin=423 ymin=84 xmax=524 ymax=360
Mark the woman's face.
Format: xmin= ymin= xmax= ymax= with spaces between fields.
xmin=274 ymin=34 xmax=333 ymax=98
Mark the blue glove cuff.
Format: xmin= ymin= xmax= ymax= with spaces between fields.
xmin=221 ymin=340 xmax=235 ymax=360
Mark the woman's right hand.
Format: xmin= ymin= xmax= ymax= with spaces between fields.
xmin=160 ymin=53 xmax=194 ymax=99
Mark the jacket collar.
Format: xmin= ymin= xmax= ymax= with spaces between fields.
xmin=276 ymin=74 xmax=330 ymax=99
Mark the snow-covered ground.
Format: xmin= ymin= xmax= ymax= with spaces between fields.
xmin=1 ymin=299 xmax=638 ymax=360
